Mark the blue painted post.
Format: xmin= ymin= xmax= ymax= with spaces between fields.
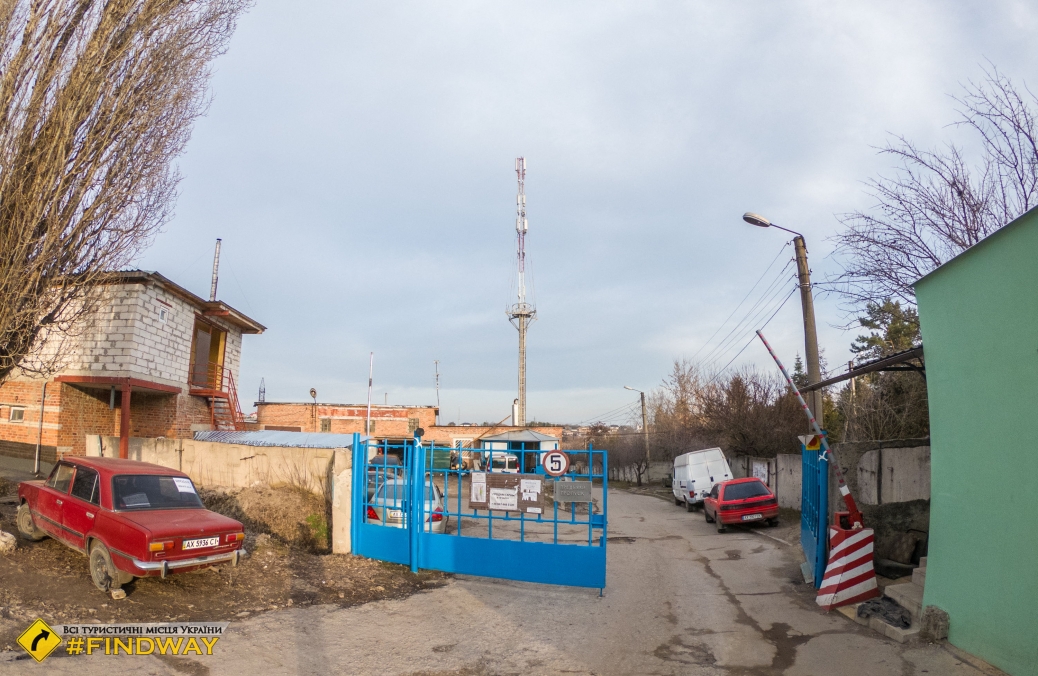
xmin=351 ymin=432 xmax=362 ymax=554
xmin=410 ymin=436 xmax=423 ymax=574
xmin=815 ymin=450 xmax=828 ymax=586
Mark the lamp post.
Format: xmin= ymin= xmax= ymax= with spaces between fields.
xmin=742 ymin=212 xmax=823 ymax=428
xmin=624 ymin=386 xmax=650 ymax=481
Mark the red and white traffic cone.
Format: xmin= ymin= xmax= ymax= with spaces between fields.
xmin=816 ymin=517 xmax=880 ymax=610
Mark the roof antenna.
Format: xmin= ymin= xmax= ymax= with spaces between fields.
xmin=209 ymin=238 xmax=222 ymax=301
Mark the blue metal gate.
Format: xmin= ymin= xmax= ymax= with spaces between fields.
xmin=801 ymin=437 xmax=829 ymax=588
xmin=351 ymin=434 xmax=608 ymax=590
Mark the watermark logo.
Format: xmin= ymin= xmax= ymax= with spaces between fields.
xmin=16 ymin=619 xmax=62 ymax=663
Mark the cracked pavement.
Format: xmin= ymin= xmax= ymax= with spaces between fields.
xmin=1 ymin=489 xmax=1005 ymax=675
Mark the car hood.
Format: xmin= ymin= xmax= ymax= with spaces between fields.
xmin=116 ymin=508 xmax=242 ymax=538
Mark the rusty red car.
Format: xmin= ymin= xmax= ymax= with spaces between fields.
xmin=16 ymin=456 xmax=245 ymax=597
xmin=703 ymin=477 xmax=779 ymax=533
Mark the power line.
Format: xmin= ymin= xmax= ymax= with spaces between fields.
xmin=691 ymin=241 xmax=792 ymax=361
xmin=706 ymin=285 xmax=798 ymax=385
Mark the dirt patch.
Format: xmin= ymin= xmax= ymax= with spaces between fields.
xmin=198 ymin=485 xmax=329 ymax=552
xmin=0 ymin=486 xmax=447 ymax=653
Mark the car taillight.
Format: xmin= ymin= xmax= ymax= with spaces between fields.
xmin=430 ymin=507 xmax=444 ymax=522
xmin=149 ymin=541 xmax=175 ymax=552
xmin=367 ymin=507 xmax=379 ymax=521
xmin=225 ymin=532 xmax=245 ymax=544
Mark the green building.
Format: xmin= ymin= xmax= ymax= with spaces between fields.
xmin=915 ymin=206 xmax=1038 ymax=676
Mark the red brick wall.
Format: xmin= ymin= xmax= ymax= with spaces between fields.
xmin=257 ymin=403 xmax=438 ymax=436
xmin=424 ymin=425 xmax=564 ymax=446
xmin=172 ymin=393 xmax=213 ymax=438
xmin=0 ymin=380 xmax=60 ymax=447
xmin=57 ymin=383 xmax=118 ymax=454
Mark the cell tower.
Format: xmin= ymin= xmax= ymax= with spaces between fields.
xmin=258 ymin=378 xmax=266 ymax=403
xmin=507 ymin=157 xmax=536 ymax=426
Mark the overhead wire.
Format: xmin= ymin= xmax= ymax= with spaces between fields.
xmin=701 ymin=271 xmax=795 ymax=370
xmin=704 ymin=285 xmax=799 ymax=386
xmin=699 ymin=258 xmax=795 ymax=368
xmin=690 ymin=241 xmax=792 ymax=362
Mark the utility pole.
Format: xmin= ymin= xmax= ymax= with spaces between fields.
xmin=743 ymin=213 xmax=823 ymax=428
xmin=434 ymin=360 xmax=440 ymax=425
xmin=366 ymin=352 xmax=373 ymax=436
xmin=625 ymin=386 xmax=651 ymax=483
xmin=507 ymin=157 xmax=536 ymax=427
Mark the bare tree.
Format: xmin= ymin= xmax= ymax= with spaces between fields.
xmin=0 ymin=0 xmax=251 ymax=383
xmin=832 ymin=66 xmax=1038 ymax=306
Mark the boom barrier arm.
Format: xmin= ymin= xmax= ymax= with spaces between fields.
xmin=756 ymin=330 xmax=863 ymax=528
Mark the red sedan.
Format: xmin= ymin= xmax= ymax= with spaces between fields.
xmin=703 ymin=477 xmax=779 ymax=533
xmin=17 ymin=457 xmax=245 ymax=597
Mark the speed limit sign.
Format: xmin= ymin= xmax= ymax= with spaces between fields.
xmin=541 ymin=450 xmax=570 ymax=477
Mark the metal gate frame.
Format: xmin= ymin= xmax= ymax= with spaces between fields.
xmin=351 ymin=434 xmax=608 ymax=590
xmin=801 ymin=438 xmax=829 ymax=588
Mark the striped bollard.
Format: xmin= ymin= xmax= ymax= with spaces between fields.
xmin=815 ymin=516 xmax=880 ymax=610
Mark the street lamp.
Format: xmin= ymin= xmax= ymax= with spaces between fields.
xmin=741 ymin=212 xmax=824 ymax=428
xmin=624 ymin=386 xmax=650 ymax=480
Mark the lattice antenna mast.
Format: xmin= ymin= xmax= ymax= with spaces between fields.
xmin=507 ymin=157 xmax=536 ymax=426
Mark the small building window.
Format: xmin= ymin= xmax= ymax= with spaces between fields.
xmin=408 ymin=417 xmax=419 ymax=434
xmin=158 ymin=307 xmax=169 ymax=323
xmin=9 ymin=407 xmax=24 ymax=422
xmin=320 ymin=418 xmax=331 ymax=433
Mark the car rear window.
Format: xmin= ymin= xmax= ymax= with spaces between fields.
xmin=112 ymin=475 xmax=204 ymax=510
xmin=723 ymin=481 xmax=771 ymax=501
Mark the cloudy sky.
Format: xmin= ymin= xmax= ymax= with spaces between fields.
xmin=137 ymin=1 xmax=1037 ymax=425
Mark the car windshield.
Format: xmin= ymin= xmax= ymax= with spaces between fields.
xmin=723 ymin=481 xmax=771 ymax=501
xmin=112 ymin=475 xmax=204 ymax=510
xmin=377 ymin=481 xmax=441 ymax=500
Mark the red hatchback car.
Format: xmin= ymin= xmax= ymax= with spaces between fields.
xmin=17 ymin=457 xmax=245 ymax=597
xmin=703 ymin=477 xmax=779 ymax=533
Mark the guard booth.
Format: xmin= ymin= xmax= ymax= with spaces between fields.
xmin=480 ymin=430 xmax=560 ymax=474
xmin=351 ymin=433 xmax=608 ymax=590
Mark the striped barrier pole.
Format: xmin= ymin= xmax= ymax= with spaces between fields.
xmin=755 ymin=330 xmax=863 ymax=528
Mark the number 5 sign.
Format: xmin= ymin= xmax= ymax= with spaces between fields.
xmin=541 ymin=450 xmax=570 ymax=477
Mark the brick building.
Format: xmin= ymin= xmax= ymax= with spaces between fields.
xmin=0 ymin=271 xmax=264 ymax=466
xmin=254 ymin=401 xmax=562 ymax=448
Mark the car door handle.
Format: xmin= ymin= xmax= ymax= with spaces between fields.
xmin=56 ymin=499 xmax=62 ymax=505
xmin=86 ymin=512 xmax=94 ymax=519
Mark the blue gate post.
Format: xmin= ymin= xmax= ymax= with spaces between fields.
xmin=800 ymin=437 xmax=829 ymax=588
xmin=409 ymin=435 xmax=424 ymax=574
xmin=351 ymin=432 xmax=363 ymax=552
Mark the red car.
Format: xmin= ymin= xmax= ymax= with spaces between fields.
xmin=16 ymin=457 xmax=245 ymax=597
xmin=703 ymin=477 xmax=779 ymax=532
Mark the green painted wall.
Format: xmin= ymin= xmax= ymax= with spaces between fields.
xmin=915 ymin=208 xmax=1038 ymax=676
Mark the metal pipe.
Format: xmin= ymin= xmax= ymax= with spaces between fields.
xmin=119 ymin=381 xmax=131 ymax=459
xmin=756 ymin=330 xmax=863 ymax=528
xmin=366 ymin=352 xmax=373 ymax=436
xmin=33 ymin=381 xmax=46 ymax=475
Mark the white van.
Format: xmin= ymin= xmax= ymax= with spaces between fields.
xmin=672 ymin=447 xmax=732 ymax=511
xmin=485 ymin=452 xmax=520 ymax=474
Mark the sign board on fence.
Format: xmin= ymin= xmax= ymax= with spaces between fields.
xmin=752 ymin=461 xmax=769 ymax=484
xmin=554 ymin=480 xmax=593 ymax=503
xmin=469 ymin=473 xmax=543 ymax=513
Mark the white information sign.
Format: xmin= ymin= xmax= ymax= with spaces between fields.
xmin=173 ymin=477 xmax=196 ymax=494
xmin=488 ymin=487 xmax=519 ymax=511
xmin=752 ymin=461 xmax=768 ymax=484
xmin=470 ymin=472 xmax=487 ymax=504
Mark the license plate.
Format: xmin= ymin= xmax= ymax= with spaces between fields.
xmin=182 ymin=537 xmax=219 ymax=550
xmin=741 ymin=514 xmax=763 ymax=521
xmin=389 ymin=510 xmax=403 ymax=519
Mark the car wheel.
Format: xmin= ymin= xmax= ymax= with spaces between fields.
xmin=704 ymin=507 xmax=714 ymax=523
xmin=686 ymin=499 xmax=694 ymax=512
xmin=674 ymin=495 xmax=682 ymax=506
xmin=767 ymin=518 xmax=779 ymax=527
xmin=16 ymin=503 xmax=46 ymax=541
xmin=89 ymin=541 xmax=127 ymax=592
xmin=716 ymin=514 xmax=726 ymax=533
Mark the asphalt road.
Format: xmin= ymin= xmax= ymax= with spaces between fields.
xmin=1 ymin=489 xmax=1004 ymax=675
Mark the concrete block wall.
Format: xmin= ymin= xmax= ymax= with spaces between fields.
xmin=856 ymin=445 xmax=931 ymax=505
xmin=86 ymin=435 xmax=353 ymax=553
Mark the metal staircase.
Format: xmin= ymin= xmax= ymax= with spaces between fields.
xmin=189 ymin=362 xmax=246 ymax=431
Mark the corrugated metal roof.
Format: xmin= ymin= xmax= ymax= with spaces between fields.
xmin=480 ymin=430 xmax=559 ymax=443
xmin=193 ymin=430 xmax=366 ymax=448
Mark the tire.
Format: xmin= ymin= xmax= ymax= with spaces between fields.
xmin=685 ymin=499 xmax=694 ymax=512
xmin=16 ymin=503 xmax=46 ymax=541
xmin=767 ymin=518 xmax=779 ymax=527
xmin=89 ymin=541 xmax=131 ymax=592
xmin=704 ymin=506 xmax=714 ymax=523
xmin=716 ymin=515 xmax=727 ymax=533
xmin=674 ymin=495 xmax=682 ymax=507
